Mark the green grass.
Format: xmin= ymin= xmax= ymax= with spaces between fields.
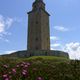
xmin=19 ymin=56 xmax=69 ymax=64
xmin=0 ymin=56 xmax=80 ymax=80
xmin=27 ymin=56 xmax=68 ymax=60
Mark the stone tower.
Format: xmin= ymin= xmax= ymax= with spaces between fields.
xmin=27 ymin=0 xmax=50 ymax=50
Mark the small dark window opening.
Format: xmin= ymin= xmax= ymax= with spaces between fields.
xmin=36 ymin=21 xmax=38 ymax=24
xmin=34 ymin=5 xmax=36 ymax=8
xmin=36 ymin=38 xmax=38 ymax=41
xmin=36 ymin=47 xmax=38 ymax=50
xmin=47 ymin=38 xmax=48 ymax=40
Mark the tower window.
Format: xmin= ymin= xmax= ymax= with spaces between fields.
xmin=34 ymin=5 xmax=36 ymax=8
xmin=36 ymin=47 xmax=38 ymax=50
xmin=36 ymin=21 xmax=38 ymax=24
xmin=36 ymin=38 xmax=38 ymax=41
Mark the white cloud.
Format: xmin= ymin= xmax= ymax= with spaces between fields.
xmin=51 ymin=47 xmax=54 ymax=50
xmin=50 ymin=43 xmax=63 ymax=51
xmin=5 ymin=39 xmax=10 ymax=43
xmin=0 ymin=50 xmax=17 ymax=55
xmin=14 ymin=17 xmax=22 ymax=23
xmin=50 ymin=42 xmax=80 ymax=60
xmin=0 ymin=15 xmax=14 ymax=34
xmin=4 ymin=50 xmax=16 ymax=54
xmin=0 ymin=23 xmax=4 ymax=33
xmin=51 ymin=43 xmax=61 ymax=47
xmin=0 ymin=15 xmax=5 ymax=33
xmin=0 ymin=14 xmax=20 ymax=42
xmin=6 ymin=18 xmax=13 ymax=28
xmin=50 ymin=36 xmax=59 ymax=41
xmin=63 ymin=42 xmax=80 ymax=60
xmin=54 ymin=26 xmax=69 ymax=32
xmin=0 ymin=15 xmax=13 ymax=42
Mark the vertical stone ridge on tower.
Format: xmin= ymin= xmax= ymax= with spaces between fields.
xmin=27 ymin=0 xmax=50 ymax=50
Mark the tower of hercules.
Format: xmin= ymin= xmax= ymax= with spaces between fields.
xmin=27 ymin=0 xmax=50 ymax=50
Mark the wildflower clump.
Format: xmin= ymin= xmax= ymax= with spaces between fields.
xmin=0 ymin=61 xmax=46 ymax=80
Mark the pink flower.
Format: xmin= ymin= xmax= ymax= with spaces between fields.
xmin=24 ymin=65 xmax=28 ymax=68
xmin=3 ymin=65 xmax=8 ymax=68
xmin=12 ymin=68 xmax=16 ymax=74
xmin=2 ymin=74 xmax=10 ymax=80
xmin=16 ymin=65 xmax=19 ymax=68
xmin=12 ymin=69 xmax=16 ymax=72
xmin=22 ymin=72 xmax=26 ymax=75
xmin=21 ymin=64 xmax=24 ymax=67
xmin=26 ymin=63 xmax=30 ymax=66
xmin=22 ymin=69 xmax=27 ymax=72
xmin=3 ymin=74 xmax=8 ymax=78
xmin=9 ymin=72 xmax=11 ymax=74
xmin=4 ymin=78 xmax=9 ymax=80
xmin=22 ymin=69 xmax=28 ymax=77
xmin=36 ymin=77 xmax=43 ymax=80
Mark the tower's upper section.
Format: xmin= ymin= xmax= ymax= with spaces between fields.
xmin=28 ymin=0 xmax=50 ymax=16
xmin=32 ymin=0 xmax=45 ymax=10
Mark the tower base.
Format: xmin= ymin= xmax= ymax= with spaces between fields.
xmin=2 ymin=50 xmax=69 ymax=59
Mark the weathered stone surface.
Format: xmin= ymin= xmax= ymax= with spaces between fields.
xmin=1 ymin=50 xmax=69 ymax=59
xmin=27 ymin=0 xmax=50 ymax=50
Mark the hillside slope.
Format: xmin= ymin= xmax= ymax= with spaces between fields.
xmin=0 ymin=56 xmax=79 ymax=80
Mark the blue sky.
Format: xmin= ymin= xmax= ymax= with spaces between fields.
xmin=0 ymin=0 xmax=80 ymax=59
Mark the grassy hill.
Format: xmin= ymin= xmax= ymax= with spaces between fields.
xmin=0 ymin=56 xmax=80 ymax=80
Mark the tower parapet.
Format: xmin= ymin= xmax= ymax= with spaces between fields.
xmin=32 ymin=0 xmax=45 ymax=10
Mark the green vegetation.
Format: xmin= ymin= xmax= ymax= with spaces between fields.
xmin=27 ymin=56 xmax=66 ymax=59
xmin=27 ymin=56 xmax=68 ymax=61
xmin=0 ymin=56 xmax=80 ymax=80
